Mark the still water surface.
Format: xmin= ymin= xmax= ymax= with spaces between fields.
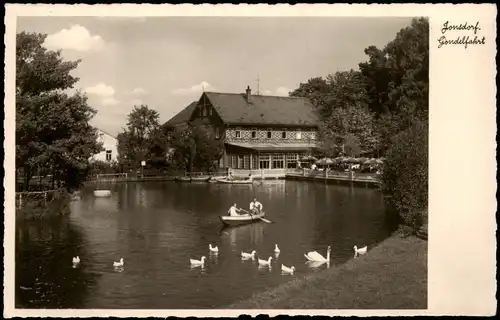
xmin=16 ymin=180 xmax=396 ymax=308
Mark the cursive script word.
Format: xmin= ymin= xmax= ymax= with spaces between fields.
xmin=437 ymin=35 xmax=486 ymax=49
xmin=441 ymin=21 xmax=481 ymax=35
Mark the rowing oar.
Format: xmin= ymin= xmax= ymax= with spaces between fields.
xmin=240 ymin=208 xmax=273 ymax=224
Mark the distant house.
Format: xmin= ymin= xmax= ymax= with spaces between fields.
xmin=92 ymin=129 xmax=118 ymax=163
xmin=163 ymin=86 xmax=319 ymax=169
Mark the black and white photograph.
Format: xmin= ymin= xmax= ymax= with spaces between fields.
xmin=3 ymin=3 xmax=496 ymax=317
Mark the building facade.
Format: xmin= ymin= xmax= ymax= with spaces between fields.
xmin=164 ymin=86 xmax=319 ymax=170
xmin=92 ymin=129 xmax=118 ymax=163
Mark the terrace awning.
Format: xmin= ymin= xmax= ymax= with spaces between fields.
xmin=225 ymin=142 xmax=317 ymax=152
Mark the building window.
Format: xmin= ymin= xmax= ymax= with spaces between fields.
xmin=235 ymin=131 xmax=241 ymax=138
xmin=310 ymin=132 xmax=317 ymax=140
xmin=259 ymin=155 xmax=270 ymax=169
xmin=215 ymin=127 xmax=220 ymax=139
xmin=296 ymin=131 xmax=302 ymax=139
xmin=272 ymin=154 xmax=284 ymax=169
xmin=207 ymin=107 xmax=211 ymax=116
xmin=251 ymin=155 xmax=258 ymax=169
xmin=106 ymin=150 xmax=112 ymax=161
xmin=267 ymin=131 xmax=272 ymax=139
xmin=238 ymin=155 xmax=244 ymax=169
xmin=251 ymin=131 xmax=256 ymax=139
xmin=286 ymin=153 xmax=298 ymax=168
xmin=281 ymin=131 xmax=286 ymax=139
xmin=231 ymin=155 xmax=237 ymax=168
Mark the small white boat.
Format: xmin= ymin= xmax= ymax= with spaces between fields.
xmin=94 ymin=190 xmax=111 ymax=197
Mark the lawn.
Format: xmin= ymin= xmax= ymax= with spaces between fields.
xmin=227 ymin=233 xmax=427 ymax=309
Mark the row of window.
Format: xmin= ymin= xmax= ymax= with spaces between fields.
xmin=234 ymin=130 xmax=305 ymax=139
xmin=227 ymin=153 xmax=303 ymax=170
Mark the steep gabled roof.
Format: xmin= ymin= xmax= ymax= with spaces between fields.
xmin=203 ymin=92 xmax=319 ymax=127
xmin=163 ymin=101 xmax=198 ymax=128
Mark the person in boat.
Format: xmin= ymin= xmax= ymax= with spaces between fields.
xmin=252 ymin=198 xmax=263 ymax=214
xmin=228 ymin=203 xmax=242 ymax=216
xmin=247 ymin=173 xmax=253 ymax=181
xmin=227 ymin=171 xmax=234 ymax=181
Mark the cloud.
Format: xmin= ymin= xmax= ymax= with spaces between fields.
xmin=172 ymin=81 xmax=215 ymax=96
xmin=132 ymin=87 xmax=148 ymax=95
xmin=260 ymin=89 xmax=273 ymax=95
xmin=44 ymin=25 xmax=105 ymax=52
xmin=101 ymin=97 xmax=120 ymax=106
xmin=275 ymin=86 xmax=292 ymax=96
xmin=85 ymin=83 xmax=115 ymax=97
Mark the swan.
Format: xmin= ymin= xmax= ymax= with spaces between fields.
xmin=190 ymin=256 xmax=206 ymax=267
xmin=274 ymin=244 xmax=280 ymax=254
xmin=354 ymin=245 xmax=368 ymax=255
xmin=304 ymin=246 xmax=331 ymax=262
xmin=209 ymin=244 xmax=219 ymax=253
xmin=281 ymin=264 xmax=295 ymax=275
xmin=72 ymin=256 xmax=80 ymax=264
xmin=113 ymin=258 xmax=124 ymax=267
xmin=306 ymin=260 xmax=330 ymax=269
xmin=241 ymin=250 xmax=257 ymax=259
xmin=258 ymin=256 xmax=273 ymax=267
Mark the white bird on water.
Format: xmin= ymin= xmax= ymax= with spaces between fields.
xmin=258 ymin=256 xmax=273 ymax=267
xmin=241 ymin=250 xmax=257 ymax=259
xmin=209 ymin=244 xmax=219 ymax=253
xmin=190 ymin=256 xmax=206 ymax=267
xmin=274 ymin=244 xmax=280 ymax=254
xmin=72 ymin=256 xmax=80 ymax=264
xmin=304 ymin=246 xmax=331 ymax=262
xmin=113 ymin=258 xmax=124 ymax=267
xmin=281 ymin=264 xmax=296 ymax=275
xmin=354 ymin=245 xmax=368 ymax=256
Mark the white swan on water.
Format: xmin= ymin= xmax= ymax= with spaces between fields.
xmin=354 ymin=245 xmax=368 ymax=256
xmin=113 ymin=258 xmax=124 ymax=267
xmin=241 ymin=250 xmax=257 ymax=259
xmin=258 ymin=256 xmax=273 ymax=267
xmin=190 ymin=256 xmax=206 ymax=267
xmin=281 ymin=264 xmax=296 ymax=275
xmin=304 ymin=246 xmax=331 ymax=262
xmin=274 ymin=244 xmax=280 ymax=254
xmin=209 ymin=244 xmax=219 ymax=253
xmin=72 ymin=256 xmax=80 ymax=264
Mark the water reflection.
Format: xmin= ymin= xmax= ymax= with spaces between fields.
xmin=16 ymin=180 xmax=396 ymax=309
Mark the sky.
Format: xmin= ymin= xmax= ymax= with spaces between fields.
xmin=17 ymin=16 xmax=414 ymax=136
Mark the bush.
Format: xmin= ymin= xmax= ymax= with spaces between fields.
xmin=382 ymin=120 xmax=428 ymax=232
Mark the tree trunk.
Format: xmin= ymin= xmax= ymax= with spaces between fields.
xmin=23 ymin=167 xmax=31 ymax=191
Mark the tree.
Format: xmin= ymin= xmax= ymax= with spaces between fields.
xmin=289 ymin=77 xmax=331 ymax=112
xmin=382 ymin=120 xmax=428 ymax=232
xmin=117 ymin=105 xmax=161 ymax=167
xmin=170 ymin=120 xmax=224 ymax=173
xmin=16 ymin=32 xmax=102 ymax=191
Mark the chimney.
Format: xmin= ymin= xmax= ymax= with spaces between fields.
xmin=245 ymin=85 xmax=251 ymax=101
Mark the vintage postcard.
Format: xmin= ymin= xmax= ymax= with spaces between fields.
xmin=3 ymin=3 xmax=497 ymax=318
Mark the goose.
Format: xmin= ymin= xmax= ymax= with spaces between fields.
xmin=258 ymin=256 xmax=273 ymax=267
xmin=209 ymin=244 xmax=219 ymax=253
xmin=281 ymin=264 xmax=296 ymax=275
xmin=72 ymin=256 xmax=80 ymax=264
xmin=190 ymin=256 xmax=206 ymax=267
xmin=274 ymin=244 xmax=280 ymax=254
xmin=113 ymin=258 xmax=124 ymax=267
xmin=241 ymin=250 xmax=257 ymax=259
xmin=354 ymin=245 xmax=368 ymax=256
xmin=304 ymin=246 xmax=331 ymax=262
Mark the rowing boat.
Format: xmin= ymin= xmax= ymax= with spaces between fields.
xmin=93 ymin=190 xmax=111 ymax=197
xmin=190 ymin=176 xmax=211 ymax=182
xmin=219 ymin=211 xmax=266 ymax=226
xmin=215 ymin=178 xmax=254 ymax=184
xmin=175 ymin=176 xmax=191 ymax=182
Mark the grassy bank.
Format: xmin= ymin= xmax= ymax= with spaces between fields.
xmin=228 ymin=233 xmax=427 ymax=309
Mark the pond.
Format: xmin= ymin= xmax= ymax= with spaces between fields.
xmin=15 ymin=180 xmax=397 ymax=309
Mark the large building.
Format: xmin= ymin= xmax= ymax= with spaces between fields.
xmin=91 ymin=129 xmax=118 ymax=163
xmin=164 ymin=86 xmax=319 ymax=170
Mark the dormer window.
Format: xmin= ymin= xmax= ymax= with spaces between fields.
xmin=281 ymin=131 xmax=286 ymax=139
xmin=267 ymin=131 xmax=272 ymax=139
xmin=251 ymin=131 xmax=256 ymax=139
xmin=235 ymin=130 xmax=241 ymax=138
